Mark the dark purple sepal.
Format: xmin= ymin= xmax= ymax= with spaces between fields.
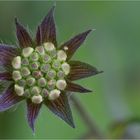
xmin=0 ymin=72 xmax=12 ymax=81
xmin=0 ymin=44 xmax=18 ymax=68
xmin=15 ymin=18 xmax=33 ymax=48
xmin=60 ymin=30 xmax=92 ymax=60
xmin=36 ymin=26 xmax=42 ymax=46
xmin=0 ymin=84 xmax=23 ymax=112
xmin=39 ymin=6 xmax=57 ymax=46
xmin=27 ymin=100 xmax=42 ymax=132
xmin=45 ymin=93 xmax=75 ymax=128
xmin=68 ymin=60 xmax=103 ymax=81
xmin=66 ymin=81 xmax=92 ymax=93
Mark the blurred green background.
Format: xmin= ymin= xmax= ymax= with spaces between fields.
xmin=0 ymin=1 xmax=140 ymax=139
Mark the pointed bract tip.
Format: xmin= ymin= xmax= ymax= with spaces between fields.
xmin=86 ymin=29 xmax=96 ymax=34
xmin=82 ymin=29 xmax=93 ymax=37
xmin=15 ymin=17 xmax=18 ymax=25
xmin=68 ymin=120 xmax=75 ymax=128
xmin=99 ymin=70 xmax=104 ymax=74
xmin=91 ymin=28 xmax=96 ymax=32
xmin=79 ymin=87 xmax=93 ymax=93
xmin=48 ymin=5 xmax=56 ymax=15
xmin=85 ymin=89 xmax=93 ymax=93
xmin=29 ymin=122 xmax=35 ymax=133
xmin=43 ymin=5 xmax=56 ymax=23
xmin=71 ymin=123 xmax=75 ymax=128
xmin=15 ymin=17 xmax=21 ymax=27
xmin=86 ymin=29 xmax=92 ymax=34
xmin=37 ymin=26 xmax=41 ymax=33
xmin=31 ymin=128 xmax=35 ymax=136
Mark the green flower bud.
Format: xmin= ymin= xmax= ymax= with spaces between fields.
xmin=17 ymin=79 xmax=26 ymax=87
xmin=32 ymin=71 xmax=42 ymax=79
xmin=38 ymin=77 xmax=46 ymax=87
xmin=22 ymin=47 xmax=34 ymax=58
xmin=21 ymin=67 xmax=30 ymax=77
xmin=30 ymin=52 xmax=39 ymax=61
xmin=49 ymin=49 xmax=57 ymax=58
xmin=42 ymin=54 xmax=51 ymax=63
xmin=47 ymin=69 xmax=56 ymax=79
xmin=31 ymin=86 xmax=41 ymax=95
xmin=52 ymin=59 xmax=61 ymax=70
xmin=12 ymin=71 xmax=22 ymax=81
xmin=36 ymin=46 xmax=45 ymax=55
xmin=48 ymin=89 xmax=60 ymax=100
xmin=12 ymin=56 xmax=21 ymax=69
xmin=30 ymin=62 xmax=39 ymax=70
xmin=31 ymin=95 xmax=43 ymax=104
xmin=61 ymin=62 xmax=70 ymax=75
xmin=14 ymin=84 xmax=24 ymax=96
xmin=24 ymin=89 xmax=31 ymax=98
xmin=40 ymin=64 xmax=50 ymax=73
xmin=44 ymin=42 xmax=55 ymax=52
xmin=57 ymin=50 xmax=67 ymax=61
xmin=26 ymin=77 xmax=36 ymax=86
xmin=56 ymin=79 xmax=67 ymax=90
xmin=21 ymin=58 xmax=29 ymax=66
xmin=41 ymin=88 xmax=49 ymax=97
xmin=48 ymin=79 xmax=56 ymax=90
xmin=57 ymin=70 xmax=65 ymax=79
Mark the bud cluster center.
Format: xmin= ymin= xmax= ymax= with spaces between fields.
xmin=12 ymin=42 xmax=70 ymax=104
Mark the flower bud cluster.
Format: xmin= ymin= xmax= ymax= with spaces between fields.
xmin=12 ymin=42 xmax=70 ymax=104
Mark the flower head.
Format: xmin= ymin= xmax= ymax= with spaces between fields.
xmin=0 ymin=6 xmax=102 ymax=132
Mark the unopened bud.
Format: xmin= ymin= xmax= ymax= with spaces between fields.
xmin=21 ymin=67 xmax=30 ymax=77
xmin=52 ymin=60 xmax=61 ymax=70
xmin=32 ymin=95 xmax=43 ymax=104
xmin=14 ymin=84 xmax=24 ymax=96
xmin=40 ymin=64 xmax=50 ymax=73
xmin=48 ymin=89 xmax=60 ymax=100
xmin=17 ymin=79 xmax=26 ymax=87
xmin=31 ymin=86 xmax=41 ymax=95
xmin=49 ymin=49 xmax=57 ymax=58
xmin=30 ymin=52 xmax=39 ymax=61
xmin=61 ymin=62 xmax=70 ymax=75
xmin=26 ymin=77 xmax=36 ymax=86
xmin=56 ymin=79 xmax=67 ymax=90
xmin=57 ymin=71 xmax=65 ymax=78
xmin=48 ymin=79 xmax=56 ymax=90
xmin=47 ymin=69 xmax=56 ymax=79
xmin=12 ymin=71 xmax=22 ymax=81
xmin=44 ymin=42 xmax=55 ymax=52
xmin=42 ymin=54 xmax=51 ymax=63
xmin=22 ymin=47 xmax=34 ymax=57
xmin=32 ymin=71 xmax=42 ymax=79
xmin=12 ymin=56 xmax=21 ymax=69
xmin=36 ymin=46 xmax=45 ymax=55
xmin=24 ymin=89 xmax=31 ymax=98
xmin=41 ymin=88 xmax=49 ymax=97
xmin=57 ymin=50 xmax=67 ymax=61
xmin=38 ymin=77 xmax=46 ymax=87
xmin=30 ymin=62 xmax=39 ymax=70
xmin=21 ymin=58 xmax=29 ymax=65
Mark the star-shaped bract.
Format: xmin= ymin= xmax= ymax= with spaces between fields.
xmin=0 ymin=6 xmax=102 ymax=132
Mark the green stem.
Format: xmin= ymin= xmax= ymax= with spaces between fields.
xmin=70 ymin=95 xmax=104 ymax=139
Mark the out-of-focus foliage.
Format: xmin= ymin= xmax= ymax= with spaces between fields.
xmin=0 ymin=1 xmax=140 ymax=139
